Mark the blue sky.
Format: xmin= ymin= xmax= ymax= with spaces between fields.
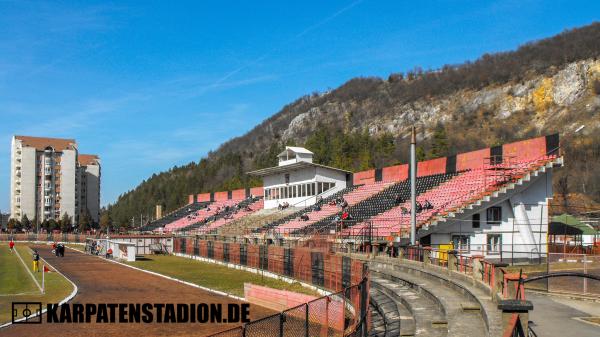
xmin=0 ymin=0 xmax=598 ymax=211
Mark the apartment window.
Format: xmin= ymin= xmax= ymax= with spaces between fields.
xmin=452 ymin=235 xmax=470 ymax=253
xmin=285 ymin=174 xmax=290 ymax=184
xmin=292 ymin=185 xmax=297 ymax=198
xmin=301 ymin=184 xmax=306 ymax=197
xmin=472 ymin=213 xmax=480 ymax=228
xmin=486 ymin=206 xmax=502 ymax=225
xmin=487 ymin=234 xmax=502 ymax=254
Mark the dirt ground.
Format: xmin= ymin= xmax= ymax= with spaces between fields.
xmin=0 ymin=245 xmax=274 ymax=337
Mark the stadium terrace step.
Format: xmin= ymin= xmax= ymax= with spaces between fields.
xmin=369 ymin=304 xmax=387 ymax=337
xmin=369 ymin=256 xmax=504 ymax=337
xmin=370 ymin=286 xmax=402 ymax=337
xmin=371 ymin=276 xmax=446 ymax=337
xmin=371 ymin=268 xmax=486 ymax=337
xmin=370 ymin=284 xmax=414 ymax=337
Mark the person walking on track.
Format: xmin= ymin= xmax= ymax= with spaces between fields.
xmin=9 ymin=240 xmax=14 ymax=253
xmin=32 ymin=249 xmax=40 ymax=272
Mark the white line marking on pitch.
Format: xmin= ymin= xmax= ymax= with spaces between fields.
xmin=0 ymin=245 xmax=79 ymax=330
xmin=13 ymin=246 xmax=43 ymax=293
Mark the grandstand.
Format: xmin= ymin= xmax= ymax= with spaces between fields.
xmin=144 ymin=134 xmax=561 ymax=260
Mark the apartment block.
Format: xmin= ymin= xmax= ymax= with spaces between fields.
xmin=78 ymin=154 xmax=101 ymax=223
xmin=10 ymin=136 xmax=101 ymax=224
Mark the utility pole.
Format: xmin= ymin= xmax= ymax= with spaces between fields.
xmin=410 ymin=126 xmax=417 ymax=245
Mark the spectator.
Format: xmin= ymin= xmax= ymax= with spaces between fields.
xmin=401 ymin=207 xmax=409 ymax=215
xmin=106 ymin=248 xmax=113 ymax=259
xmin=395 ymin=194 xmax=403 ymax=204
xmin=314 ymin=203 xmax=322 ymax=211
xmin=424 ymin=200 xmax=433 ymax=209
xmin=416 ymin=201 xmax=423 ymax=213
xmin=329 ymin=200 xmax=337 ymax=206
xmin=32 ymin=250 xmax=40 ymax=272
xmin=300 ymin=214 xmax=309 ymax=221
xmin=339 ymin=198 xmax=348 ymax=209
xmin=316 ymin=195 xmax=323 ymax=204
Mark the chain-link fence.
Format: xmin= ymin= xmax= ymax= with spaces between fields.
xmin=171 ymin=236 xmax=370 ymax=337
xmin=209 ymin=276 xmax=369 ymax=337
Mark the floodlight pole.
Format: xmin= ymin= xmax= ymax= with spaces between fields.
xmin=410 ymin=126 xmax=417 ymax=245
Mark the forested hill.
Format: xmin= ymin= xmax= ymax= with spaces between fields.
xmin=105 ymin=23 xmax=600 ymax=227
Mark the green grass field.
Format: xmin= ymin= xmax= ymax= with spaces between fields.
xmin=0 ymin=245 xmax=75 ymax=324
xmin=126 ymin=254 xmax=320 ymax=298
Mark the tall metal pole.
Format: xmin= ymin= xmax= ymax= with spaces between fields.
xmin=410 ymin=126 xmax=417 ymax=245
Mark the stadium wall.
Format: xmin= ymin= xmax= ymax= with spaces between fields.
xmin=172 ymin=237 xmax=368 ymax=294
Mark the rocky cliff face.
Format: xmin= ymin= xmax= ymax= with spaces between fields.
xmin=279 ymin=58 xmax=600 ymax=144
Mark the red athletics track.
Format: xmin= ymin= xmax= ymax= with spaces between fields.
xmin=0 ymin=245 xmax=274 ymax=337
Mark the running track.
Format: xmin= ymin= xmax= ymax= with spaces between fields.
xmin=0 ymin=245 xmax=274 ymax=337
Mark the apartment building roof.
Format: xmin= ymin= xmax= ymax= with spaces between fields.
xmin=78 ymin=154 xmax=100 ymax=166
xmin=14 ymin=135 xmax=77 ymax=151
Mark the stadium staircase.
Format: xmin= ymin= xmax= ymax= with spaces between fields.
xmin=298 ymin=173 xmax=457 ymax=236
xmin=365 ymin=256 xmax=502 ymax=337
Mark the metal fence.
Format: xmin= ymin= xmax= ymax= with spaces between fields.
xmin=210 ymin=277 xmax=369 ymax=337
xmin=172 ymin=237 xmax=370 ymax=337
xmin=523 ymin=252 xmax=600 ymax=296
